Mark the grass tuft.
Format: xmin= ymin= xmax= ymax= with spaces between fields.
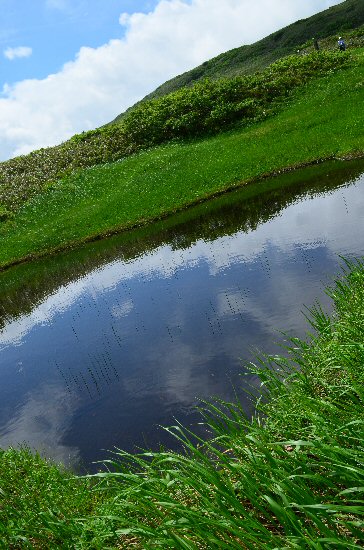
xmin=88 ymin=259 xmax=364 ymax=548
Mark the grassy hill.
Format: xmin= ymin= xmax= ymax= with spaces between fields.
xmin=111 ymin=0 xmax=364 ymax=123
xmin=0 ymin=1 xmax=363 ymax=223
xmin=0 ymin=47 xmax=363 ymax=270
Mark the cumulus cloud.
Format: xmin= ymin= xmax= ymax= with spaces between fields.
xmin=0 ymin=0 xmax=342 ymax=160
xmin=119 ymin=12 xmax=130 ymax=26
xmin=3 ymin=46 xmax=32 ymax=60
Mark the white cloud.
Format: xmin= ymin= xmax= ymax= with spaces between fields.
xmin=111 ymin=298 xmax=134 ymax=318
xmin=0 ymin=0 xmax=342 ymax=160
xmin=119 ymin=12 xmax=131 ymax=26
xmin=3 ymin=46 xmax=32 ymax=60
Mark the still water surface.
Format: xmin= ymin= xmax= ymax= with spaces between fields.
xmin=0 ymin=160 xmax=364 ymax=471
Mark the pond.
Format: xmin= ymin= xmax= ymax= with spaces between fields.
xmin=0 ymin=159 xmax=364 ymax=471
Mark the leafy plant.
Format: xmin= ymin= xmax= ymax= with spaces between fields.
xmin=121 ymin=51 xmax=351 ymax=146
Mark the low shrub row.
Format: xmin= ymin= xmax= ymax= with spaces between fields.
xmin=122 ymin=50 xmax=350 ymax=145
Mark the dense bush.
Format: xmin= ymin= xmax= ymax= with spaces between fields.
xmin=122 ymin=50 xmax=350 ymax=146
xmin=0 ymin=125 xmax=139 ymax=212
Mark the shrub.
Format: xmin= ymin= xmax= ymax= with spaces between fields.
xmin=0 ymin=204 xmax=12 ymax=222
xmin=122 ymin=50 xmax=351 ymax=146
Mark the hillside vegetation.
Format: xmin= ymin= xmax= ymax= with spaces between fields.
xmin=1 ymin=260 xmax=364 ymax=548
xmin=112 ymin=0 xmax=364 ymax=121
xmin=0 ymin=1 xmax=364 ymax=270
xmin=0 ymin=48 xmax=353 ymax=215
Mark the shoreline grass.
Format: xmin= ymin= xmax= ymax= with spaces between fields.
xmin=0 ymin=49 xmax=364 ymax=271
xmin=1 ymin=156 xmax=362 ymax=329
xmin=1 ymin=259 xmax=363 ymax=548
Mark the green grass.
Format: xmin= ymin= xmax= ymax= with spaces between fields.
xmin=1 ymin=259 xmax=363 ymax=548
xmin=0 ymin=49 xmax=364 ymax=269
xmin=0 ymin=447 xmax=99 ymax=548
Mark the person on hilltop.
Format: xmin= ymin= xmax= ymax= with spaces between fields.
xmin=338 ymin=36 xmax=346 ymax=51
xmin=312 ymin=37 xmax=320 ymax=51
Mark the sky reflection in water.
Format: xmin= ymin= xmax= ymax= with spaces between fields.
xmin=0 ymin=163 xmax=364 ymax=470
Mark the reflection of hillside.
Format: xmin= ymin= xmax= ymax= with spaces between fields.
xmin=1 ymin=158 xmax=363 ymax=327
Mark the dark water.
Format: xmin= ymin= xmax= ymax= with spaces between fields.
xmin=0 ymin=160 xmax=364 ymax=471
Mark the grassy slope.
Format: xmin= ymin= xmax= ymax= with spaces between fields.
xmin=0 ymin=50 xmax=352 ymax=215
xmin=0 ymin=49 xmax=363 ymax=269
xmin=1 ymin=260 xmax=363 ymax=548
xmin=112 ymin=0 xmax=364 ymax=122
xmin=2 ymin=157 xmax=363 ymax=330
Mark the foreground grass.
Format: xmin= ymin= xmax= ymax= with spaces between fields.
xmin=0 ymin=449 xmax=99 ymax=548
xmin=1 ymin=259 xmax=363 ymax=548
xmin=0 ymin=49 xmax=364 ymax=270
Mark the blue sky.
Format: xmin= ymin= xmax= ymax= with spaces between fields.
xmin=1 ymin=1 xmax=159 ymax=84
xmin=1 ymin=0 xmax=342 ymax=160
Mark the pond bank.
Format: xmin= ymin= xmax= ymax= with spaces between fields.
xmin=1 ymin=258 xmax=363 ymax=548
xmin=1 ymin=151 xmax=363 ymax=274
xmin=1 ymin=155 xmax=363 ymax=329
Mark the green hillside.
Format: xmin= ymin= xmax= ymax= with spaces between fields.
xmin=0 ymin=47 xmax=363 ymax=270
xmin=111 ymin=0 xmax=364 ymax=123
xmin=1 ymin=2 xmax=363 ymax=223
